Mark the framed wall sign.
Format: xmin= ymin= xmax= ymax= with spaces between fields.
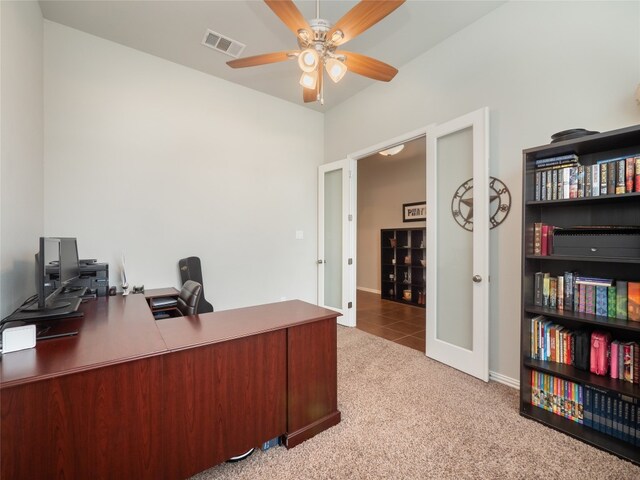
xmin=403 ymin=201 xmax=426 ymax=222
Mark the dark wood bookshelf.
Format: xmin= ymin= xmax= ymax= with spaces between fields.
xmin=520 ymin=403 xmax=640 ymax=466
xmin=380 ymin=228 xmax=426 ymax=308
xmin=520 ymin=124 xmax=640 ymax=465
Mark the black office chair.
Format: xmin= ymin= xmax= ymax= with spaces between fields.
xmin=176 ymin=280 xmax=202 ymax=316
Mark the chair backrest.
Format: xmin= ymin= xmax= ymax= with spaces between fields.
xmin=178 ymin=256 xmax=214 ymax=313
xmin=177 ymin=280 xmax=202 ymax=316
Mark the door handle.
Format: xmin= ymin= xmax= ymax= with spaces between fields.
xmin=472 ymin=275 xmax=482 ymax=283
xmin=317 ymin=260 xmax=325 ymax=264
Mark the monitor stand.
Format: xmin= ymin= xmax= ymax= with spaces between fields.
xmin=6 ymin=297 xmax=83 ymax=323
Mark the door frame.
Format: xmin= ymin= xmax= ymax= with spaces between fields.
xmin=347 ymin=127 xmax=430 ymax=326
xmin=318 ymin=159 xmax=356 ymax=327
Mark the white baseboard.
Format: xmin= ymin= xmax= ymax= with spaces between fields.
xmin=356 ymin=286 xmax=380 ymax=294
xmin=489 ymin=370 xmax=519 ymax=389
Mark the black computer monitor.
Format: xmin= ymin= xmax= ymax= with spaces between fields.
xmin=58 ymin=237 xmax=80 ymax=289
xmin=25 ymin=237 xmax=80 ymax=312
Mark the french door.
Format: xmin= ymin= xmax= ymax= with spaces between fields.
xmin=317 ymin=159 xmax=355 ymax=327
xmin=426 ymin=107 xmax=490 ymax=381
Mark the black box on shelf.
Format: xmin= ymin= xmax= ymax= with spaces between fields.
xmin=553 ymin=227 xmax=640 ymax=257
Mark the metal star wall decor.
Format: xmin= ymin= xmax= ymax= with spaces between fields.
xmin=451 ymin=176 xmax=511 ymax=231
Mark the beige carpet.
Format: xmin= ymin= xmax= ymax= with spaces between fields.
xmin=192 ymin=326 xmax=640 ymax=479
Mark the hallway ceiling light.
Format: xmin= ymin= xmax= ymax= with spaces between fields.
xmin=379 ymin=144 xmax=405 ymax=156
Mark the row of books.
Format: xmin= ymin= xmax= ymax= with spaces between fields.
xmin=530 ymin=316 xmax=640 ymax=384
xmin=533 ymin=272 xmax=640 ymax=322
xmin=530 ymin=316 xmax=576 ymax=365
xmin=531 ymin=371 xmax=583 ymax=423
xmin=583 ymin=385 xmax=640 ymax=446
xmin=532 ymin=223 xmax=554 ymax=256
xmin=530 ymin=372 xmax=640 ymax=446
xmin=533 ymin=154 xmax=640 ymax=201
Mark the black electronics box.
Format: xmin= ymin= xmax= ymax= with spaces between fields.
xmin=553 ymin=227 xmax=640 ymax=257
xmin=46 ymin=259 xmax=109 ymax=296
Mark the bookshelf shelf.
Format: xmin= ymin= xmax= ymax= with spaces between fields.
xmin=524 ymin=359 xmax=640 ymax=398
xmin=524 ymin=305 xmax=640 ymax=332
xmin=525 ymin=254 xmax=640 ymax=264
xmin=520 ymin=124 xmax=640 ymax=465
xmin=380 ymin=228 xmax=426 ymax=308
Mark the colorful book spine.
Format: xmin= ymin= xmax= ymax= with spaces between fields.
xmin=549 ymin=278 xmax=557 ymax=309
xmin=585 ymin=165 xmax=592 ymax=197
xmin=535 ymin=171 xmax=542 ymax=200
xmin=564 ymin=272 xmax=574 ymax=311
xmin=625 ymin=157 xmax=635 ymax=193
xmin=551 ymin=169 xmax=558 ymax=200
xmin=607 ymin=162 xmax=616 ymax=195
xmin=578 ymin=283 xmax=587 ymax=313
xmin=595 ymin=285 xmax=608 ymax=316
xmin=611 ymin=341 xmax=619 ymax=379
xmin=573 ymin=281 xmax=580 ymax=312
xmin=616 ymin=159 xmax=626 ymax=194
xmin=577 ymin=166 xmax=585 ymax=197
xmin=557 ymin=276 xmax=564 ymax=311
xmin=534 ymin=272 xmax=543 ymax=306
xmin=623 ymin=343 xmax=632 ymax=382
xmin=541 ymin=225 xmax=549 ymax=256
xmin=633 ymin=343 xmax=640 ymax=385
xmin=592 ymin=163 xmax=600 ymax=196
xmin=608 ymin=286 xmax=617 ymax=317
xmin=635 ymin=156 xmax=640 ymax=192
xmin=600 ymin=163 xmax=608 ymax=195
xmin=617 ymin=281 xmax=628 ymax=320
xmin=543 ymin=273 xmax=550 ymax=307
xmin=569 ymin=167 xmax=578 ymax=198
xmin=533 ymin=222 xmax=542 ymax=255
xmin=628 ymin=282 xmax=640 ymax=322
xmin=585 ymin=284 xmax=595 ymax=314
xmin=562 ymin=167 xmax=570 ymax=199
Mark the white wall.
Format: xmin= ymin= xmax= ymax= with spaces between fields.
xmin=0 ymin=1 xmax=44 ymax=318
xmin=357 ymin=151 xmax=425 ymax=292
xmin=325 ymin=1 xmax=640 ymax=381
xmin=44 ymin=21 xmax=324 ymax=311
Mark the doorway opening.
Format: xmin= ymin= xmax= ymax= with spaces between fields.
xmin=354 ymin=135 xmax=426 ymax=352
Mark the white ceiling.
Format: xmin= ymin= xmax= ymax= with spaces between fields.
xmin=39 ymin=0 xmax=504 ymax=112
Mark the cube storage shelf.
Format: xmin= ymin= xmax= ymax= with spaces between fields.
xmin=381 ymin=228 xmax=426 ymax=308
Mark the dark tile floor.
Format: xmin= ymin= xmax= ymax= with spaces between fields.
xmin=356 ymin=290 xmax=425 ymax=352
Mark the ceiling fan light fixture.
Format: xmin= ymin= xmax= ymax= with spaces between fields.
xmin=326 ymin=58 xmax=347 ymax=83
xmin=330 ymin=30 xmax=344 ymax=44
xmin=297 ymin=29 xmax=310 ymax=43
xmin=299 ymin=70 xmax=318 ymax=90
xmin=379 ymin=144 xmax=405 ymax=156
xmin=298 ymin=48 xmax=319 ymax=73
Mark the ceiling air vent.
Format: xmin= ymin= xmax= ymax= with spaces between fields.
xmin=202 ymin=29 xmax=246 ymax=58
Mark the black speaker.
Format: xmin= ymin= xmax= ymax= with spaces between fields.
xmin=178 ymin=256 xmax=214 ymax=314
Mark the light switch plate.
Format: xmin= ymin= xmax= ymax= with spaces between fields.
xmin=295 ymin=230 xmax=304 ymax=240
xmin=2 ymin=324 xmax=36 ymax=354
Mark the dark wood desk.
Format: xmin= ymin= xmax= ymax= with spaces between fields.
xmin=1 ymin=295 xmax=340 ymax=479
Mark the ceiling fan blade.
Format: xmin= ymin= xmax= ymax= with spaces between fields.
xmin=328 ymin=0 xmax=405 ymax=46
xmin=337 ymin=51 xmax=398 ymax=82
xmin=303 ymin=70 xmax=322 ymax=103
xmin=264 ymin=0 xmax=312 ymax=36
xmin=227 ymin=51 xmax=295 ymax=69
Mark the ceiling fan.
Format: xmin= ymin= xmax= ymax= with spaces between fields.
xmin=227 ymin=0 xmax=405 ymax=104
